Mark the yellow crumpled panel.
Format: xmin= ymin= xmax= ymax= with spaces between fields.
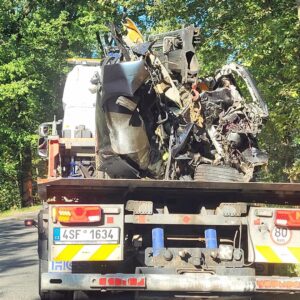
xmin=123 ymin=17 xmax=144 ymax=44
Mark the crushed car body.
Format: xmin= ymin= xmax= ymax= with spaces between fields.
xmin=92 ymin=18 xmax=268 ymax=182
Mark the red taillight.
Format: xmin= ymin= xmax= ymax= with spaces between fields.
xmin=275 ymin=210 xmax=300 ymax=227
xmin=24 ymin=219 xmax=37 ymax=227
xmin=98 ymin=276 xmax=146 ymax=287
xmin=53 ymin=206 xmax=101 ymax=223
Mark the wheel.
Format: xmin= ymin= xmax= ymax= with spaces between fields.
xmin=38 ymin=209 xmax=48 ymax=260
xmin=40 ymin=290 xmax=73 ymax=300
xmin=95 ymin=153 xmax=108 ymax=178
xmin=39 ymin=259 xmax=48 ymax=299
xmin=41 ymin=292 xmax=73 ymax=300
xmin=194 ymin=164 xmax=245 ymax=182
xmin=38 ymin=209 xmax=49 ymax=299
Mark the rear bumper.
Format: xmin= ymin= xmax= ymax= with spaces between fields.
xmin=41 ymin=273 xmax=300 ymax=293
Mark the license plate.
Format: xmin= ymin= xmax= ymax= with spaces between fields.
xmin=53 ymin=227 xmax=119 ymax=244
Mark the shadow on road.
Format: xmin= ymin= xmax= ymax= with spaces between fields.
xmin=0 ymin=214 xmax=39 ymax=300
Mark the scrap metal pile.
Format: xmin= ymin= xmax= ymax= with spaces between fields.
xmin=93 ymin=18 xmax=269 ymax=182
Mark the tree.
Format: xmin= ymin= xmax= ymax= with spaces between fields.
xmin=122 ymin=0 xmax=300 ymax=181
xmin=0 ymin=0 xmax=298 ymax=210
xmin=0 ymin=0 xmax=111 ymax=210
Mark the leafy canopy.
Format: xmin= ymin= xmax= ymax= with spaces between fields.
xmin=0 ymin=0 xmax=299 ymax=210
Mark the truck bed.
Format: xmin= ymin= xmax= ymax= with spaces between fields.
xmin=39 ymin=178 xmax=300 ymax=205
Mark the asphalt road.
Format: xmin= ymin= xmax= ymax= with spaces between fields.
xmin=0 ymin=212 xmax=39 ymax=300
xmin=0 ymin=212 xmax=299 ymax=300
xmin=0 ymin=212 xmax=133 ymax=300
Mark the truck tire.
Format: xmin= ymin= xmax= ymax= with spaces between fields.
xmin=38 ymin=209 xmax=48 ymax=260
xmin=194 ymin=164 xmax=245 ymax=182
xmin=95 ymin=154 xmax=108 ymax=179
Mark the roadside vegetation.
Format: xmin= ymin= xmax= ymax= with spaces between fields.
xmin=0 ymin=0 xmax=299 ymax=211
xmin=0 ymin=204 xmax=41 ymax=219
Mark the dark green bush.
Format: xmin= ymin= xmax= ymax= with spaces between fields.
xmin=0 ymin=180 xmax=21 ymax=212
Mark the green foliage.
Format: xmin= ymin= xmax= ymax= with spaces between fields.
xmin=123 ymin=0 xmax=300 ymax=181
xmin=0 ymin=0 xmax=110 ymax=211
xmin=0 ymin=0 xmax=299 ymax=210
xmin=285 ymin=159 xmax=300 ymax=182
xmin=0 ymin=179 xmax=21 ymax=211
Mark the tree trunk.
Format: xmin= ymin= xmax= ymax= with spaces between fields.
xmin=21 ymin=146 xmax=33 ymax=207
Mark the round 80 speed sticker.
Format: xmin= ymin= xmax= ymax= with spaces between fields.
xmin=270 ymin=226 xmax=292 ymax=245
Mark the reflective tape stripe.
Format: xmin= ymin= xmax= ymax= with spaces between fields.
xmin=275 ymin=247 xmax=298 ymax=264
xmin=52 ymin=244 xmax=121 ymax=261
xmin=72 ymin=245 xmax=100 ymax=261
xmin=256 ymin=246 xmax=281 ymax=263
xmin=255 ymin=246 xmax=300 ymax=263
xmin=89 ymin=244 xmax=119 ymax=261
xmin=288 ymin=247 xmax=300 ymax=262
xmin=54 ymin=245 xmax=84 ymax=261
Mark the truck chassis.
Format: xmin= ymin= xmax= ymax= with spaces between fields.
xmin=37 ymin=179 xmax=300 ymax=299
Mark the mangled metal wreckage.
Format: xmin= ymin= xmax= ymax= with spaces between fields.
xmin=93 ymin=19 xmax=269 ymax=182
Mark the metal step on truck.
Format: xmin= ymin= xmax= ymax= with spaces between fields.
xmin=30 ymin=18 xmax=300 ymax=300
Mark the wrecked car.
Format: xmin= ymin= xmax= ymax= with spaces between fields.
xmin=92 ymin=18 xmax=269 ymax=182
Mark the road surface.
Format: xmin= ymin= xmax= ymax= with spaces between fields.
xmin=0 ymin=212 xmax=39 ymax=300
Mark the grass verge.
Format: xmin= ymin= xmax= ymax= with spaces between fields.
xmin=0 ymin=205 xmax=41 ymax=219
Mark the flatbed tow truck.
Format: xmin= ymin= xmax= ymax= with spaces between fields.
xmin=29 ymin=19 xmax=300 ymax=300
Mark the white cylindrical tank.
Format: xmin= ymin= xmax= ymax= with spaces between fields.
xmin=62 ymin=65 xmax=99 ymax=138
